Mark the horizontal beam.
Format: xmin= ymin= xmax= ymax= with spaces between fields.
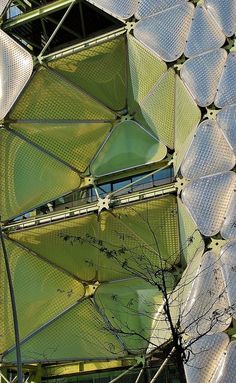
xmin=42 ymin=26 xmax=127 ymax=62
xmin=3 ymin=0 xmax=81 ymax=29
xmin=3 ymin=183 xmax=176 ymax=233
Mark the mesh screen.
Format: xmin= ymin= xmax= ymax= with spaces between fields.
xmin=184 ymin=333 xmax=229 ymax=383
xmin=174 ymin=75 xmax=201 ymax=173
xmin=217 ymin=105 xmax=236 ymax=153
xmin=184 ymin=5 xmax=225 ymax=58
xmin=182 ymin=171 xmax=236 ymax=237
xmin=0 ymin=129 xmax=80 ymax=221
xmin=95 ymin=278 xmax=160 ymax=353
xmin=180 ymin=49 xmax=227 ymax=107
xmin=49 ymin=36 xmax=127 ymax=111
xmin=177 ymin=197 xmax=204 ymax=268
xmin=0 ymin=238 xmax=84 ymax=354
xmin=206 ymin=0 xmax=236 ymax=37
xmin=181 ymin=251 xmax=231 ymax=337
xmin=11 ymin=122 xmax=112 ymax=173
xmin=86 ymin=0 xmax=137 ymax=19
xmin=90 ymin=120 xmax=167 ymax=177
xmin=3 ymin=299 xmax=126 ymax=363
xmin=215 ymin=52 xmax=236 ymax=108
xmin=0 ymin=30 xmax=33 ymax=120
xmin=135 ymin=0 xmax=187 ymax=19
xmin=181 ymin=120 xmax=235 ymax=179
xmin=134 ymin=3 xmax=194 ymax=62
xmin=127 ymin=35 xmax=167 ymax=114
xmin=10 ymin=66 xmax=115 ymax=121
xmin=139 ymin=70 xmax=175 ymax=148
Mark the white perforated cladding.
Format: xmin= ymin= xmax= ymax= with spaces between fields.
xmin=215 ymin=52 xmax=236 ymax=108
xmin=181 ymin=251 xmax=230 ymax=337
xmin=181 ymin=172 xmax=236 ymax=237
xmin=181 ymin=120 xmax=235 ymax=180
xmin=0 ymin=0 xmax=9 ymax=15
xmin=133 ymin=2 xmax=194 ymax=62
xmin=184 ymin=5 xmax=225 ymax=58
xmin=206 ymin=0 xmax=236 ymax=37
xmin=180 ymin=49 xmax=227 ymax=107
xmin=217 ymin=105 xmax=236 ymax=153
xmin=135 ymin=0 xmax=187 ymax=19
xmin=212 ymin=342 xmax=236 ymax=383
xmin=0 ymin=29 xmax=33 ymax=120
xmin=221 ymin=194 xmax=236 ymax=240
xmin=220 ymin=241 xmax=236 ymax=318
xmin=184 ymin=333 xmax=229 ymax=383
xmin=86 ymin=0 xmax=137 ymax=19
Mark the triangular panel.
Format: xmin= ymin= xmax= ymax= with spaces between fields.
xmin=134 ymin=3 xmax=194 ymax=62
xmin=90 ymin=120 xmax=167 ymax=177
xmin=11 ymin=122 xmax=112 ymax=173
xmin=0 ymin=129 xmax=80 ymax=221
xmin=10 ymin=67 xmax=116 ymax=121
xmin=0 ymin=30 xmax=33 ymax=120
xmin=49 ymin=36 xmax=127 ymax=111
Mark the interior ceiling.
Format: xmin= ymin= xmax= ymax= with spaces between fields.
xmin=0 ymin=0 xmax=236 ymax=381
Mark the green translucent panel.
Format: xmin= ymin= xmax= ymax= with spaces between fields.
xmin=95 ymin=279 xmax=160 ymax=353
xmin=4 ymin=300 xmax=126 ymax=363
xmin=0 ymin=129 xmax=80 ymax=221
xmin=11 ymin=122 xmax=112 ymax=172
xmin=177 ymin=197 xmax=204 ymax=267
xmin=49 ymin=36 xmax=127 ymax=111
xmin=128 ymin=35 xmax=167 ymax=114
xmin=174 ymin=76 xmax=201 ymax=173
xmin=10 ymin=215 xmax=100 ymax=282
xmin=90 ymin=121 xmax=167 ymax=177
xmin=0 ymin=239 xmax=84 ymax=354
xmin=10 ymin=196 xmax=179 ymax=282
xmin=10 ymin=67 xmax=115 ymax=121
xmin=138 ymin=69 xmax=176 ymax=149
xmin=105 ymin=196 xmax=180 ymax=270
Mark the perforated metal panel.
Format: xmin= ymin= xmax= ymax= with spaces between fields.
xmin=0 ymin=129 xmax=80 ymax=221
xmin=49 ymin=36 xmax=127 ymax=111
xmin=127 ymin=35 xmax=167 ymax=112
xmin=184 ymin=4 xmax=225 ymax=58
xmin=177 ymin=197 xmax=204 ymax=267
xmin=86 ymin=0 xmax=137 ymax=19
xmin=134 ymin=2 xmax=194 ymax=62
xmin=135 ymin=0 xmax=187 ymax=19
xmin=184 ymin=333 xmax=229 ymax=383
xmin=10 ymin=67 xmax=115 ymax=121
xmin=220 ymin=241 xmax=236 ymax=318
xmin=174 ymin=75 xmax=201 ymax=172
xmin=217 ymin=105 xmax=236 ymax=153
xmin=221 ymin=194 xmax=236 ymax=240
xmin=140 ymin=69 xmax=175 ymax=148
xmin=0 ymin=29 xmax=33 ymax=120
xmin=91 ymin=121 xmax=167 ymax=177
xmin=0 ymin=0 xmax=9 ymax=15
xmin=215 ymin=52 xmax=236 ymax=108
xmin=3 ymin=300 xmax=126 ymax=363
xmin=95 ymin=278 xmax=159 ymax=353
xmin=181 ymin=172 xmax=236 ymax=237
xmin=11 ymin=122 xmax=112 ymax=173
xmin=180 ymin=49 xmax=227 ymax=107
xmin=212 ymin=341 xmax=236 ymax=383
xmin=181 ymin=251 xmax=231 ymax=337
xmin=0 ymin=239 xmax=84 ymax=354
xmin=206 ymin=0 xmax=236 ymax=37
xmin=181 ymin=120 xmax=235 ymax=180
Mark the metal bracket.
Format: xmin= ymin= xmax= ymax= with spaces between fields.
xmin=84 ymin=282 xmax=100 ymax=298
xmin=125 ymin=21 xmax=135 ymax=33
xmin=97 ymin=195 xmax=111 ymax=213
xmin=175 ymin=177 xmax=189 ymax=195
xmin=203 ymin=107 xmax=218 ymax=120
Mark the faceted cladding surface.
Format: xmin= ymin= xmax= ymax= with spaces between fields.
xmin=1 ymin=0 xmax=236 ymax=381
